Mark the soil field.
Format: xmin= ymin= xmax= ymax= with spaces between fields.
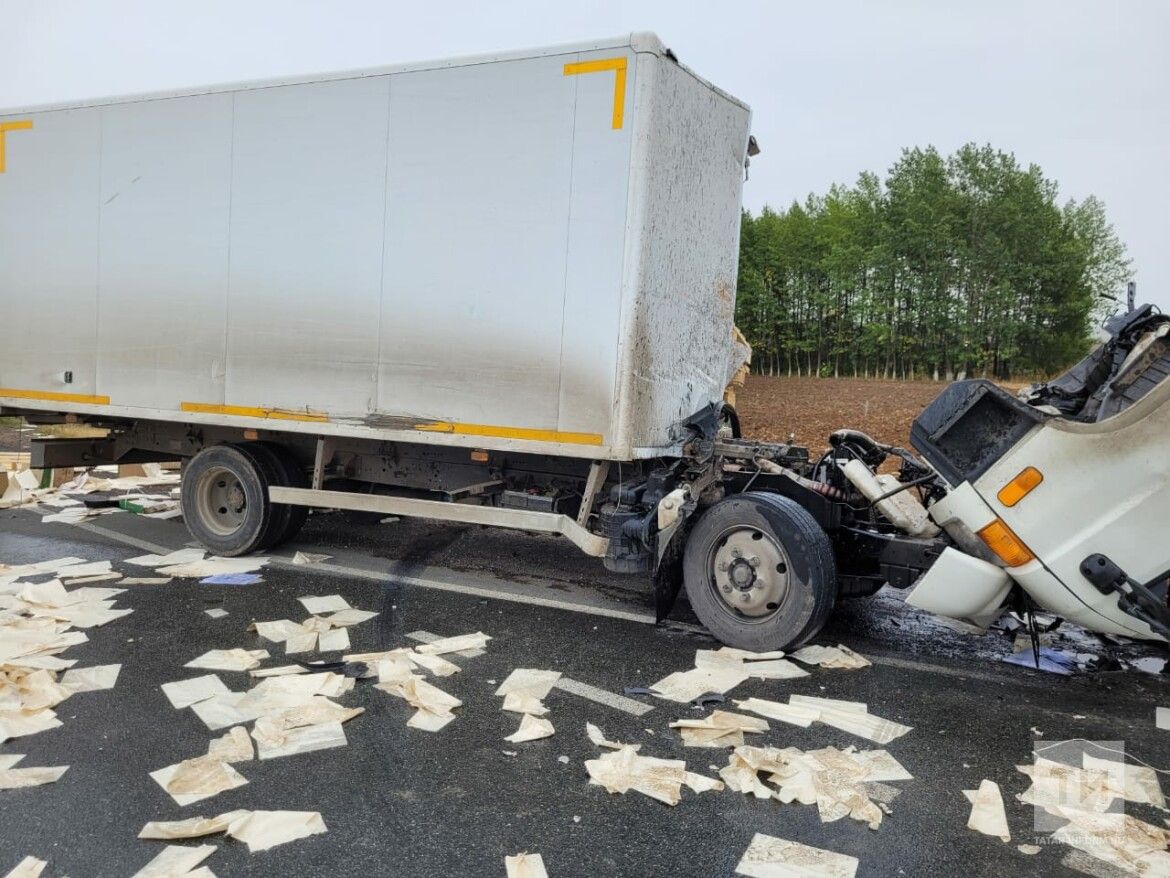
xmin=735 ymin=374 xmax=947 ymax=453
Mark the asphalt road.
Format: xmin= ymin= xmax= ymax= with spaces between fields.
xmin=1 ymin=507 xmax=1167 ymax=877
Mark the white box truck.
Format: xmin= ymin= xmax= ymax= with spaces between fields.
xmin=5 ymin=34 xmax=1166 ymax=650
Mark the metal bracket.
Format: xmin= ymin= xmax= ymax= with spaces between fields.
xmin=576 ymin=459 xmax=611 ymax=527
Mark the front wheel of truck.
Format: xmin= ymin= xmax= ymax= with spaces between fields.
xmin=181 ymin=445 xmax=275 ymax=557
xmin=682 ymin=491 xmax=837 ymax=651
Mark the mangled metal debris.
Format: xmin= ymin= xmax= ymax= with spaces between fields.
xmin=735 ymin=832 xmax=859 ymax=878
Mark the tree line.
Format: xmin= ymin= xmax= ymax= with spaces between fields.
xmin=736 ymin=143 xmax=1130 ymax=380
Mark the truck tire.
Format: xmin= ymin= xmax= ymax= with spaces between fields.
xmin=228 ymin=443 xmax=295 ymax=552
xmin=682 ymin=491 xmax=837 ymax=651
xmin=253 ymin=442 xmax=309 ymax=546
xmin=181 ymin=445 xmax=275 ymax=557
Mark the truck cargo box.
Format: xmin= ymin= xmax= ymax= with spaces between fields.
xmin=0 ymin=33 xmax=751 ymax=461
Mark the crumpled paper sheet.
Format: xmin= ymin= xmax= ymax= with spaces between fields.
xmin=224 ymin=810 xmax=327 ymax=852
xmin=184 ymin=649 xmax=269 ymax=672
xmin=161 ymin=674 xmax=230 ymax=709
xmin=788 ymin=695 xmax=911 ymax=744
xmin=139 ymin=810 xmax=247 ymax=840
xmin=505 ymin=714 xmax=555 ymax=743
xmin=695 ymin=648 xmax=809 ymax=681
xmin=495 ymin=668 xmax=561 ymax=716
xmin=720 ymin=744 xmax=911 ymax=829
xmin=649 ymin=665 xmax=750 ymax=703
xmin=1051 ymin=809 xmax=1170 ymax=875
xmin=671 ymin=711 xmax=769 ymax=748
xmin=206 ymin=726 xmax=254 ymax=763
xmin=505 ymin=852 xmax=549 ymax=878
xmin=297 ymin=594 xmax=351 ymax=614
xmin=59 ymin=663 xmax=120 ymax=693
xmin=190 ymin=673 xmax=354 ymax=731
xmin=790 ymin=644 xmax=872 ymax=670
xmin=586 ymin=723 xmax=636 ymax=752
xmin=0 ymin=707 xmax=62 ymax=743
xmin=378 ymin=674 xmax=462 ymax=731
xmin=585 ymin=744 xmax=724 ymax=806
xmin=964 ymin=779 xmax=1011 ymax=842
xmin=125 ymin=548 xmax=206 ymax=567
xmin=0 ymin=759 xmax=68 ymax=789
xmin=130 ymin=843 xmax=216 ymax=878
xmin=2 ymin=857 xmax=48 ymax=878
xmin=735 ymin=832 xmax=859 ymax=878
xmin=253 ymin=719 xmax=348 ymax=760
xmin=149 ymin=756 xmax=248 ymax=805
xmin=415 ymin=632 xmax=491 ymax=656
xmin=733 ymin=698 xmax=821 ymax=729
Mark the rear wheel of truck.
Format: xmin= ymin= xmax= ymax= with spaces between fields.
xmin=682 ymin=491 xmax=837 ymax=651
xmin=248 ymin=442 xmax=309 ymax=547
xmin=181 ymin=445 xmax=275 ymax=557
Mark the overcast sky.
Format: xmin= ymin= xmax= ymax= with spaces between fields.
xmin=4 ymin=0 xmax=1167 ymax=314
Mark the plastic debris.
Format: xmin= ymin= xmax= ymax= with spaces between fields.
xmin=200 ymin=573 xmax=263 ymax=586
xmin=735 ymin=832 xmax=859 ymax=878
xmin=1002 ymin=648 xmax=1079 ymax=675
xmin=964 ymin=779 xmax=1011 ymax=842
xmin=505 ymin=853 xmax=549 ymax=878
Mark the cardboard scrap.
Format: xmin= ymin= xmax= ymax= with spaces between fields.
xmin=505 ymin=853 xmax=549 ymax=878
xmin=735 ymin=832 xmax=859 ymax=878
xmin=505 ymin=714 xmax=556 ymax=743
xmin=184 ymin=649 xmax=269 ymax=672
xmin=964 ymin=779 xmax=1011 ymax=842
xmin=130 ymin=843 xmax=216 ymax=878
xmin=790 ymin=644 xmax=872 ymax=670
xmin=161 ymin=674 xmax=231 ymax=709
xmin=671 ymin=710 xmax=769 ymax=748
xmin=720 ymin=744 xmax=912 ymax=829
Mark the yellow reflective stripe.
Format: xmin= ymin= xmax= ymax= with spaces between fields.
xmin=415 ymin=421 xmax=603 ymax=446
xmin=563 ymin=57 xmax=628 ymax=129
xmin=0 ymin=120 xmax=33 ymax=173
xmin=0 ymin=387 xmax=110 ymax=405
xmin=180 ymin=402 xmax=329 ymax=423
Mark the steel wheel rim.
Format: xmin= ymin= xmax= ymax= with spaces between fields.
xmin=708 ymin=524 xmax=792 ymax=623
xmin=194 ymin=465 xmax=248 ymax=537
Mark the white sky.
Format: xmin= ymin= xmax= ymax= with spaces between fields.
xmin=3 ymin=0 xmax=1167 ymax=313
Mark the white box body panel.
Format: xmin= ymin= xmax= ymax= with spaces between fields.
xmin=0 ymin=34 xmax=751 ymax=461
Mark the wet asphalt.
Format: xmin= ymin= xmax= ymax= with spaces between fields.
xmin=1 ymin=508 xmax=1168 ymax=877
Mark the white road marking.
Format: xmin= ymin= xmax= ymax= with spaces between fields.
xmin=67 ymin=520 xmax=175 ymax=555
xmin=553 ymin=677 xmax=655 ymax=717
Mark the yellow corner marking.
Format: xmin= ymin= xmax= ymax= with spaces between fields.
xmin=0 ymin=120 xmax=33 ymax=174
xmin=415 ymin=421 xmax=604 ymax=446
xmin=0 ymin=388 xmax=110 ymax=405
xmin=563 ymin=57 xmax=628 ymax=130
xmin=181 ymin=402 xmax=329 ymax=423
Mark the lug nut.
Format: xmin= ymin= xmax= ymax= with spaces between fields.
xmin=730 ymin=548 xmax=742 ymax=559
xmin=740 ymin=593 xmax=750 ymax=602
xmin=722 ymin=585 xmax=732 ymax=594
xmin=747 ymin=556 xmax=761 ymax=568
xmin=717 ymin=561 xmax=729 ymax=572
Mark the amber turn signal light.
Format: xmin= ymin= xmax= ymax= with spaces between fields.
xmin=997 ymin=466 xmax=1043 ymax=507
xmin=977 ymin=518 xmax=1036 ymax=567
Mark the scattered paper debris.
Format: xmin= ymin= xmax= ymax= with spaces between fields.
xmin=150 ymin=756 xmax=248 ymax=805
xmin=125 ymin=548 xmax=206 ymax=568
xmin=161 ymin=674 xmax=231 ymax=709
xmin=695 ymin=647 xmax=809 ymax=680
xmin=415 ymin=631 xmax=491 ymax=656
xmin=139 ymin=811 xmax=245 ymax=840
xmin=586 ymin=723 xmax=635 ymax=752
xmin=584 ymin=725 xmax=722 ymax=806
xmin=1017 ymin=844 xmax=1041 ymax=855
xmin=207 ymin=726 xmax=254 ymax=763
xmin=671 ymin=711 xmax=769 ymax=748
xmin=297 ymin=594 xmax=351 ymax=614
xmin=965 ymin=779 xmax=1011 ymax=842
xmin=735 ymin=832 xmax=859 ymax=878
xmin=292 ymin=552 xmax=331 ymax=566
xmin=130 ymin=843 xmax=215 ymax=878
xmin=495 ymin=668 xmax=561 ymax=716
xmin=204 ymin=608 xmax=229 ymax=619
xmin=1157 ymin=707 xmax=1168 ymax=731
xmin=0 ymin=763 xmax=68 ymax=789
xmin=790 ymin=644 xmax=872 ymax=670
xmin=506 ymin=714 xmax=556 ymax=743
xmin=120 ymin=577 xmax=172 ymax=586
xmin=60 ymin=663 xmax=120 ymax=693
xmin=159 ymin=556 xmax=269 ymax=579
xmin=505 ymin=853 xmax=549 ymax=878
xmin=2 ymin=856 xmax=48 ymax=878
xmin=225 ymin=810 xmax=328 ymax=852
xmin=184 ymin=648 xmax=269 ymax=672
xmin=649 ymin=664 xmax=750 ymax=703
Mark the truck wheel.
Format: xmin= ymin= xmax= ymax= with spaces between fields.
xmin=253 ymin=442 xmax=309 ymax=546
xmin=228 ymin=443 xmax=295 ymax=552
xmin=181 ymin=445 xmax=275 ymax=557
xmin=682 ymin=491 xmax=837 ymax=651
